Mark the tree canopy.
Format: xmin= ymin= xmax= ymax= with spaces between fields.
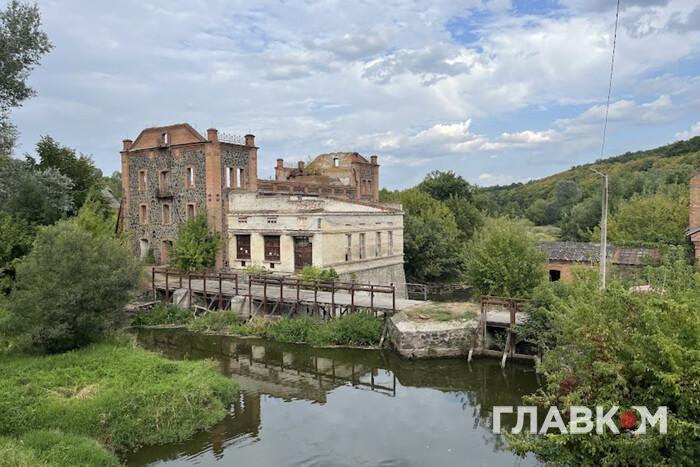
xmin=170 ymin=214 xmax=223 ymax=272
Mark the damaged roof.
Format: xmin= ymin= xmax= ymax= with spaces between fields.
xmin=538 ymin=241 xmax=660 ymax=266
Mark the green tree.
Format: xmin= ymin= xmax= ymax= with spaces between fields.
xmin=444 ymin=196 xmax=483 ymax=240
xmin=383 ymin=189 xmax=465 ymax=282
xmin=510 ymin=268 xmax=700 ymax=465
xmin=28 ymin=136 xmax=102 ymax=211
xmin=464 ymin=217 xmax=546 ymax=297
xmin=102 ymin=171 xmax=122 ymax=199
xmin=0 ymin=213 xmax=35 ymax=294
xmin=5 ymin=221 xmax=140 ymax=353
xmin=525 ymin=199 xmax=549 ymax=225
xmin=170 ymin=214 xmax=223 ymax=272
xmin=0 ymin=0 xmax=52 ymax=155
xmin=559 ymin=196 xmax=601 ymax=241
xmin=606 ymin=191 xmax=688 ymax=245
xmin=417 ymin=170 xmax=476 ymax=201
xmin=74 ymin=186 xmax=118 ymax=239
xmin=0 ymin=158 xmax=73 ymax=224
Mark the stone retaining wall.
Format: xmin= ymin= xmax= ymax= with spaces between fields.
xmin=388 ymin=312 xmax=478 ymax=359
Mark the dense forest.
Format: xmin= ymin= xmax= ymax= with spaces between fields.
xmin=382 ymin=136 xmax=700 ymax=283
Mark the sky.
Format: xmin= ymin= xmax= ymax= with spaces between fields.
xmin=8 ymin=0 xmax=700 ymax=189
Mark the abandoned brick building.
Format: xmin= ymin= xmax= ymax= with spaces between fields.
xmin=119 ymin=123 xmax=406 ymax=292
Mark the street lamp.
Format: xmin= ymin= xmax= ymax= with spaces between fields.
xmin=591 ymin=168 xmax=608 ymax=289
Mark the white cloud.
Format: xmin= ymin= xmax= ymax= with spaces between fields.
xmin=676 ymin=121 xmax=700 ymax=140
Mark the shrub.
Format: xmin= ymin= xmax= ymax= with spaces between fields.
xmin=464 ymin=217 xmax=547 ymax=298
xmin=187 ymin=310 xmax=242 ymax=333
xmin=267 ymin=314 xmax=383 ymax=346
xmin=6 ymin=430 xmax=120 ymax=467
xmin=132 ymin=304 xmax=193 ymax=326
xmin=266 ymin=317 xmax=317 ymax=343
xmin=299 ymin=265 xmax=339 ymax=282
xmin=6 ymin=221 xmax=140 ymax=353
xmin=170 ymin=214 xmax=222 ymax=272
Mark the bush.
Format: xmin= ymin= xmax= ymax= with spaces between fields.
xmin=132 ymin=304 xmax=193 ymax=326
xmin=0 ymin=340 xmax=238 ymax=453
xmin=299 ymin=265 xmax=339 ymax=282
xmin=170 ymin=214 xmax=222 ymax=272
xmin=187 ymin=310 xmax=242 ymax=333
xmin=266 ymin=314 xmax=383 ymax=346
xmin=5 ymin=221 xmax=140 ymax=353
xmin=464 ymin=217 xmax=547 ymax=298
xmin=0 ymin=430 xmax=120 ymax=467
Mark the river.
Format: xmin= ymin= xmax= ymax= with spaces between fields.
xmin=128 ymin=327 xmax=541 ymax=467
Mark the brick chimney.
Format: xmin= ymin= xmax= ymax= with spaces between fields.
xmin=207 ymin=128 xmax=218 ymax=142
xmin=298 ymin=161 xmax=305 ymax=171
xmin=370 ymin=155 xmax=379 ymax=201
xmin=122 ymin=139 xmax=133 ymax=152
xmin=245 ymin=134 xmax=255 ymax=147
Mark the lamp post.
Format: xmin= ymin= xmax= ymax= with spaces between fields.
xmin=591 ymin=168 xmax=608 ymax=289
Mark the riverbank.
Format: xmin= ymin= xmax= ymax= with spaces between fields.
xmin=0 ymin=338 xmax=239 ymax=465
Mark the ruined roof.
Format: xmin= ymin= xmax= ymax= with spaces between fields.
xmin=313 ymin=152 xmax=370 ymax=164
xmin=538 ymin=241 xmax=659 ymax=266
xmin=129 ymin=123 xmax=207 ymax=150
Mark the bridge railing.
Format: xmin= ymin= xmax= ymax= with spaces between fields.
xmin=152 ymin=266 xmax=242 ymax=310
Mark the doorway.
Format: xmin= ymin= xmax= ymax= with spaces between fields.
xmin=294 ymin=236 xmax=312 ymax=271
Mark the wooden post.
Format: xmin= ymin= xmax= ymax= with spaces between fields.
xmin=391 ymin=283 xmax=395 ymax=314
xmin=370 ymin=285 xmax=374 ymax=311
xmin=235 ymin=274 xmax=239 ymax=296
xmin=331 ymin=282 xmax=335 ymax=318
xmin=350 ymin=283 xmax=355 ymax=313
xmin=188 ymin=273 xmax=192 ymax=309
xmin=296 ymin=279 xmax=300 ymax=314
xmin=314 ymin=281 xmax=318 ymax=317
xmin=164 ymin=268 xmax=169 ymax=302
xmin=218 ymin=273 xmax=223 ymax=310
xmin=203 ymin=272 xmax=207 ymax=310
xmin=263 ymin=277 xmax=267 ymax=311
xmin=179 ymin=270 xmax=183 ymax=288
xmin=279 ymin=280 xmax=283 ymax=314
xmin=248 ymin=277 xmax=252 ymax=316
xmin=151 ymin=267 xmax=156 ymax=299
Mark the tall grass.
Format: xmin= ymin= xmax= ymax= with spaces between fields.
xmin=131 ymin=304 xmax=193 ymax=326
xmin=0 ymin=430 xmax=120 ymax=467
xmin=0 ymin=338 xmax=239 ymax=454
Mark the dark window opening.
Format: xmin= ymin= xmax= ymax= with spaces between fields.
xmin=236 ymin=234 xmax=251 ymax=260
xmin=264 ymin=235 xmax=281 ymax=262
xmin=549 ymin=269 xmax=561 ymax=282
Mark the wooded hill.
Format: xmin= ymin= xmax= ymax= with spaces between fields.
xmin=476 ymin=136 xmax=700 ymax=244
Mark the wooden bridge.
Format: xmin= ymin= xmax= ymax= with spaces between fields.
xmin=151 ymin=267 xmax=423 ymax=318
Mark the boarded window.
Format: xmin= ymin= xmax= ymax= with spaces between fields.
xmin=345 ymin=234 xmax=352 ymax=261
xmin=264 ymin=235 xmax=280 ymax=261
xmin=185 ymin=167 xmax=195 ymax=188
xmin=159 ymin=170 xmax=170 ymax=192
xmin=162 ymin=204 xmax=171 ymax=225
xmin=236 ymin=235 xmax=251 ymax=259
xmin=376 ymin=232 xmax=382 ymax=256
xmin=138 ymin=170 xmax=147 ymax=191
xmin=186 ymin=203 xmax=196 ymax=220
xmin=139 ymin=204 xmax=148 ymax=224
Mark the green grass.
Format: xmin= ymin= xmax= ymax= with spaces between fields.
xmin=131 ymin=304 xmax=193 ymax=326
xmin=0 ymin=430 xmax=120 ymax=467
xmin=0 ymin=339 xmax=239 ymax=455
xmin=185 ymin=310 xmax=384 ymax=346
xmin=404 ymin=302 xmax=479 ymax=321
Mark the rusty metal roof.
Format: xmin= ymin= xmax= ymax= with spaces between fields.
xmin=538 ymin=241 xmax=659 ymax=266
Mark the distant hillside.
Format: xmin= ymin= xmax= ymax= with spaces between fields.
xmin=477 ymin=136 xmax=700 ymax=244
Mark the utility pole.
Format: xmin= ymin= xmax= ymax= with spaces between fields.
xmin=591 ymin=169 xmax=608 ymax=289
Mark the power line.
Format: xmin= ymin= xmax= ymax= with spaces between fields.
xmin=600 ymin=0 xmax=621 ymax=159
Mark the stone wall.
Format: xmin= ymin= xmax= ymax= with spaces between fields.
xmin=338 ymin=262 xmax=407 ymax=298
xmin=387 ymin=312 xmax=478 ymax=359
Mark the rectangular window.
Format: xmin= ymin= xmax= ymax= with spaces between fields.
xmin=186 ymin=203 xmax=196 ymax=220
xmin=139 ymin=204 xmax=148 ymax=224
xmin=185 ymin=167 xmax=195 ymax=188
xmin=138 ymin=170 xmax=147 ymax=191
xmin=388 ymin=231 xmax=394 ymax=255
xmin=264 ymin=235 xmax=280 ymax=262
xmin=359 ymin=233 xmax=366 ymax=259
xmin=267 ymin=217 xmax=277 ymax=224
xmin=376 ymin=232 xmax=382 ymax=256
xmin=159 ymin=170 xmax=170 ymax=192
xmin=238 ymin=216 xmax=248 ymax=224
xmin=162 ymin=204 xmax=171 ymax=225
xmin=237 ymin=168 xmax=244 ymax=188
xmin=345 ymin=234 xmax=352 ymax=261
xmin=236 ymin=234 xmax=251 ymax=260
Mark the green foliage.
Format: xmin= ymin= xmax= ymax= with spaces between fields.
xmin=170 ymin=214 xmax=222 ymax=272
xmin=187 ymin=310 xmax=241 ymax=333
xmin=0 ymin=159 xmax=74 ymax=225
xmin=5 ymin=221 xmax=140 ymax=353
xmin=0 ymin=341 xmax=238 ymax=453
xmin=299 ymin=265 xmax=339 ymax=282
xmin=132 ymin=304 xmax=193 ymax=326
xmin=244 ymin=264 xmax=267 ymax=274
xmin=102 ymin=171 xmax=122 ymax=200
xmin=464 ymin=217 xmax=547 ymax=298
xmin=443 ymin=195 xmax=483 ymax=240
xmin=382 ymin=188 xmax=466 ymax=282
xmin=266 ymin=314 xmax=383 ymax=346
xmin=0 ymin=430 xmax=120 ymax=467
xmin=605 ymin=190 xmax=689 ymax=246
xmin=28 ymin=136 xmax=102 ymax=211
xmin=417 ymin=170 xmax=476 ymax=201
xmin=0 ymin=214 xmax=34 ymax=294
xmin=73 ymin=186 xmax=118 ymax=240
xmin=510 ymin=270 xmax=700 ymax=465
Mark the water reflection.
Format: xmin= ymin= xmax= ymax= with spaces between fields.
xmin=128 ymin=328 xmax=540 ymax=467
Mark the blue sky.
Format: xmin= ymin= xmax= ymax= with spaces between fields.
xmin=8 ymin=0 xmax=700 ymax=188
